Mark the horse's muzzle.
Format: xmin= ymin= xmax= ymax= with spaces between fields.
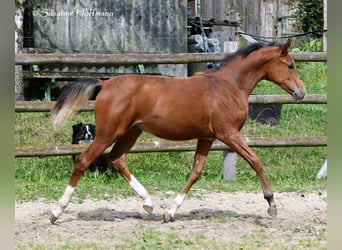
xmin=293 ymin=88 xmax=306 ymax=101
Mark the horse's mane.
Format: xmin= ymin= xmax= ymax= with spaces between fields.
xmin=207 ymin=42 xmax=278 ymax=72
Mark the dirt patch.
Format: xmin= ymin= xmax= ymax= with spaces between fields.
xmin=15 ymin=191 xmax=327 ymax=249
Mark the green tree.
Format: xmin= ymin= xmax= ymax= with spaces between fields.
xmin=289 ymin=0 xmax=324 ymax=37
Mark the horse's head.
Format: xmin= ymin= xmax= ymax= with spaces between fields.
xmin=265 ymin=39 xmax=306 ymax=101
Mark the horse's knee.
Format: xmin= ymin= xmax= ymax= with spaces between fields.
xmin=109 ymin=156 xmax=125 ymax=172
xmin=73 ymin=154 xmax=90 ymax=172
xmin=191 ymin=167 xmax=203 ymax=180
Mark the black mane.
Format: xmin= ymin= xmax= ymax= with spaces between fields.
xmin=211 ymin=42 xmax=278 ymax=71
xmin=224 ymin=43 xmax=264 ymax=62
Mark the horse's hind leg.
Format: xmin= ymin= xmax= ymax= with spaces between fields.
xmin=107 ymin=126 xmax=153 ymax=214
xmin=49 ymin=138 xmax=113 ymax=224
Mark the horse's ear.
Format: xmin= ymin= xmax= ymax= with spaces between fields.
xmin=280 ymin=39 xmax=291 ymax=56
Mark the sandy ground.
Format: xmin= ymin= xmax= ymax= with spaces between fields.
xmin=15 ymin=190 xmax=327 ymax=249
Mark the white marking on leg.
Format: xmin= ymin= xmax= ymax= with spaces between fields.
xmin=51 ymin=185 xmax=75 ymax=219
xmin=129 ymin=175 xmax=153 ymax=208
xmin=167 ymin=193 xmax=186 ymax=217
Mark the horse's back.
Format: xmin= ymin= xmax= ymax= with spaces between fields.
xmin=99 ymin=74 xmax=213 ymax=104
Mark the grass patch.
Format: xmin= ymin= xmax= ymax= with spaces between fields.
xmin=16 ymin=224 xmax=326 ymax=250
xmin=15 ymin=230 xmax=227 ymax=250
xmin=113 ymin=229 xmax=228 ymax=250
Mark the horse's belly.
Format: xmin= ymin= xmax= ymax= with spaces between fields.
xmin=136 ymin=120 xmax=214 ymax=141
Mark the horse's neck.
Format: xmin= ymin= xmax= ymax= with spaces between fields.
xmin=217 ymin=51 xmax=274 ymax=95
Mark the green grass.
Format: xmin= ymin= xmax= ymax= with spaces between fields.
xmin=15 ymin=223 xmax=327 ymax=250
xmin=15 ymin=62 xmax=327 ymax=202
xmin=14 ymin=230 xmax=232 ymax=250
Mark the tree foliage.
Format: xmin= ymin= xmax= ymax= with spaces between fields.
xmin=289 ymin=0 xmax=324 ymax=37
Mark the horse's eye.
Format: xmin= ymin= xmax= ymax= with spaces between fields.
xmin=287 ymin=64 xmax=294 ymax=70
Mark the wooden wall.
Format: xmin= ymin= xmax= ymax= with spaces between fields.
xmin=198 ymin=0 xmax=294 ymax=47
xmin=23 ymin=0 xmax=188 ymax=76
xmin=21 ymin=0 xmax=294 ymax=77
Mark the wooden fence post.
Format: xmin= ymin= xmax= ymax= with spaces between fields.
xmin=223 ymin=150 xmax=237 ymax=181
xmin=222 ymin=37 xmax=238 ymax=181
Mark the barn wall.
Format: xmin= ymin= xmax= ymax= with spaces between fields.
xmin=200 ymin=0 xmax=238 ymax=45
xmin=198 ymin=0 xmax=294 ymax=47
xmin=23 ymin=0 xmax=188 ymax=77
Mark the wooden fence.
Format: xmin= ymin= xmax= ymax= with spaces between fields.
xmin=15 ymin=52 xmax=327 ymax=66
xmin=15 ymin=52 xmax=327 ymax=180
xmin=16 ymin=136 xmax=327 ymax=158
xmin=15 ymin=94 xmax=327 ymax=113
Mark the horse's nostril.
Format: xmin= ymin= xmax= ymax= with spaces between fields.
xmin=293 ymin=90 xmax=305 ymax=101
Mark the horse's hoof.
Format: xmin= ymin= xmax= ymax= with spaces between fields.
xmin=49 ymin=211 xmax=58 ymax=225
xmin=163 ymin=212 xmax=174 ymax=223
xmin=143 ymin=205 xmax=153 ymax=214
xmin=267 ymin=205 xmax=277 ymax=218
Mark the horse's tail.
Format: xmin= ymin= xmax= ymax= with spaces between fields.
xmin=51 ymin=78 xmax=102 ymax=128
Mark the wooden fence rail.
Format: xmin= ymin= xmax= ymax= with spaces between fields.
xmin=15 ymin=136 xmax=327 ymax=158
xmin=15 ymin=94 xmax=327 ymax=112
xmin=15 ymin=52 xmax=327 ymax=66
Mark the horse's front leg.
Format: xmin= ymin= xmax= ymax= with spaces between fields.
xmin=217 ymin=130 xmax=277 ymax=217
xmin=164 ymin=139 xmax=214 ymax=223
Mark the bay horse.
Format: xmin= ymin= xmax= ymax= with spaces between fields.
xmin=49 ymin=39 xmax=305 ymax=224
